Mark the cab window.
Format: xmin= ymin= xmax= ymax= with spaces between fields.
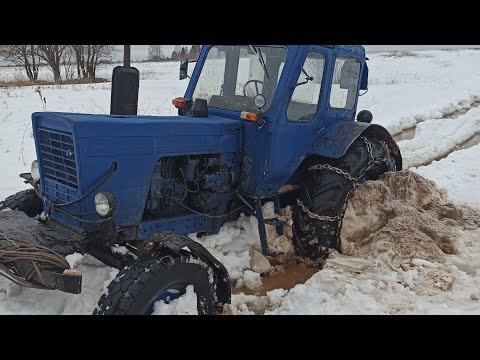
xmin=329 ymin=56 xmax=361 ymax=109
xmin=287 ymin=52 xmax=325 ymax=122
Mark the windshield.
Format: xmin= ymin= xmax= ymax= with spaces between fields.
xmin=192 ymin=45 xmax=288 ymax=112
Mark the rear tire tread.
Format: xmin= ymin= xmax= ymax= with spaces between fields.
xmin=293 ymin=136 xmax=396 ymax=260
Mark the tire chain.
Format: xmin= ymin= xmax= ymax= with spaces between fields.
xmin=297 ymin=137 xmax=396 ymax=248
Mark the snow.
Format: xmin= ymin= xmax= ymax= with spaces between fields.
xmin=357 ymin=49 xmax=480 ymax=136
xmin=413 ymin=144 xmax=480 ymax=208
xmin=66 ymin=252 xmax=84 ymax=269
xmin=110 ymin=245 xmax=130 ymax=255
xmin=151 ymin=285 xmax=198 ymax=315
xmin=0 ymin=255 xmax=118 ymax=315
xmin=399 ymin=106 xmax=480 ymax=169
xmin=241 ymin=270 xmax=263 ymax=291
xmin=1 ymin=49 xmax=480 ymax=315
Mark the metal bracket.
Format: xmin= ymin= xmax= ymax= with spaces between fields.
xmin=255 ymin=200 xmax=273 ymax=256
xmin=3 ymin=259 xmax=82 ymax=294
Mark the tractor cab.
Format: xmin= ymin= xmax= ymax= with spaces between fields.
xmin=177 ymin=45 xmax=368 ymax=122
xmin=176 ymin=45 xmax=372 ymax=196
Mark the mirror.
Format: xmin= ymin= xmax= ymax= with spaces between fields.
xmin=180 ymin=58 xmax=189 ymax=80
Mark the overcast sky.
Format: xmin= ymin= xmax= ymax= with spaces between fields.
xmin=119 ymin=45 xmax=480 ymax=61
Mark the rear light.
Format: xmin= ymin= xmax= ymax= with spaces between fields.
xmin=172 ymin=97 xmax=189 ymax=108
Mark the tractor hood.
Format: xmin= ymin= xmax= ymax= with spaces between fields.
xmin=32 ymin=112 xmax=241 ymax=158
xmin=31 ymin=112 xmax=242 ymax=231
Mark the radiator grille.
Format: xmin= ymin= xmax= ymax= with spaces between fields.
xmin=38 ymin=128 xmax=78 ymax=189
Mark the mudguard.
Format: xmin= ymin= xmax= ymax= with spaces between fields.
xmin=149 ymin=232 xmax=231 ymax=306
xmin=309 ymin=121 xmax=402 ymax=170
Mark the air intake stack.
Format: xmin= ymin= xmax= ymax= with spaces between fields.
xmin=110 ymin=45 xmax=140 ymax=115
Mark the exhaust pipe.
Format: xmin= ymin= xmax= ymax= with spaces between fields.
xmin=110 ymin=45 xmax=140 ymax=116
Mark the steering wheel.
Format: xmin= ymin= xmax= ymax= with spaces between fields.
xmin=243 ymin=79 xmax=264 ymax=97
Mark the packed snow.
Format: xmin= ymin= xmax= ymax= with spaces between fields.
xmin=414 ymin=144 xmax=480 ymax=209
xmin=1 ymin=49 xmax=480 ymax=314
xmin=151 ymin=285 xmax=198 ymax=315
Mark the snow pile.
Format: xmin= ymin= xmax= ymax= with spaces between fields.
xmin=151 ymin=285 xmax=198 ymax=315
xmin=341 ymin=171 xmax=480 ymax=265
xmin=230 ymin=171 xmax=480 ymax=315
xmin=189 ymin=201 xmax=293 ymax=288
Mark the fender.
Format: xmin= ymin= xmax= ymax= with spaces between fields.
xmin=309 ymin=121 xmax=403 ymax=170
xmin=150 ymin=233 xmax=231 ymax=306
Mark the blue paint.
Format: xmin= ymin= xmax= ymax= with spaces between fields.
xmin=145 ymin=284 xmax=188 ymax=315
xmin=30 ymin=45 xmax=399 ymax=246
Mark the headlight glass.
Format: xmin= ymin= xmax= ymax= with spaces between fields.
xmin=31 ymin=160 xmax=40 ymax=182
xmin=94 ymin=192 xmax=116 ymax=217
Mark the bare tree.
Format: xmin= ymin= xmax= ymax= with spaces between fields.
xmin=0 ymin=45 xmax=41 ymax=81
xmin=147 ymin=45 xmax=166 ymax=61
xmin=37 ymin=45 xmax=68 ymax=82
xmin=62 ymin=47 xmax=75 ymax=81
xmin=179 ymin=46 xmax=188 ymax=59
xmin=69 ymin=45 xmax=116 ymax=80
xmin=188 ymin=45 xmax=202 ymax=60
xmin=71 ymin=45 xmax=87 ymax=79
xmin=86 ymin=45 xmax=115 ymax=79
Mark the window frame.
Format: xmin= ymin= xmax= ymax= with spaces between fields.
xmin=328 ymin=55 xmax=362 ymax=111
xmin=190 ymin=45 xmax=289 ymax=113
xmin=286 ymin=49 xmax=327 ymax=123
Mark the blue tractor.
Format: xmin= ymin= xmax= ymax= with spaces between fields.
xmin=0 ymin=45 xmax=401 ymax=314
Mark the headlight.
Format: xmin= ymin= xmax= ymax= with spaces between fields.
xmin=94 ymin=192 xmax=116 ymax=218
xmin=31 ymin=160 xmax=40 ymax=182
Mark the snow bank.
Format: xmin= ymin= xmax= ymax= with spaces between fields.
xmin=414 ymin=144 xmax=480 ymax=208
xmin=399 ymin=106 xmax=480 ymax=169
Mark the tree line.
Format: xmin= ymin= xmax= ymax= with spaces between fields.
xmin=0 ymin=45 xmax=203 ymax=84
xmin=147 ymin=45 xmax=202 ymax=62
xmin=0 ymin=45 xmax=116 ymax=83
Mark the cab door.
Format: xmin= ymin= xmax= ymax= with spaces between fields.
xmin=257 ymin=47 xmax=330 ymax=195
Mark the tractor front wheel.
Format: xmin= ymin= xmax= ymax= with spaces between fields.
xmin=93 ymin=250 xmax=217 ymax=315
xmin=293 ymin=136 xmax=397 ymax=260
xmin=0 ymin=189 xmax=43 ymax=218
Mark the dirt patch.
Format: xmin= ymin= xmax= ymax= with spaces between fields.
xmin=341 ymin=171 xmax=480 ymax=266
xmin=233 ymin=204 xmax=320 ymax=297
xmin=232 ymin=262 xmax=319 ymax=296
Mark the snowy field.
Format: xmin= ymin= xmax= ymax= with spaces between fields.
xmin=0 ymin=49 xmax=479 ymax=314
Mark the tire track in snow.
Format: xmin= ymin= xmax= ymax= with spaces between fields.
xmin=387 ymin=94 xmax=480 ymax=138
xmin=396 ymin=102 xmax=480 ymax=169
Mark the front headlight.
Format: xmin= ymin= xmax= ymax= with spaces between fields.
xmin=31 ymin=160 xmax=40 ymax=182
xmin=94 ymin=192 xmax=117 ymax=218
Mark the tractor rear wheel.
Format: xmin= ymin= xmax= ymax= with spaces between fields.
xmin=293 ymin=136 xmax=397 ymax=260
xmin=0 ymin=189 xmax=43 ymax=218
xmin=93 ymin=250 xmax=217 ymax=315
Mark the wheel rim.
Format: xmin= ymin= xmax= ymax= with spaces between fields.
xmin=145 ymin=283 xmax=188 ymax=315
